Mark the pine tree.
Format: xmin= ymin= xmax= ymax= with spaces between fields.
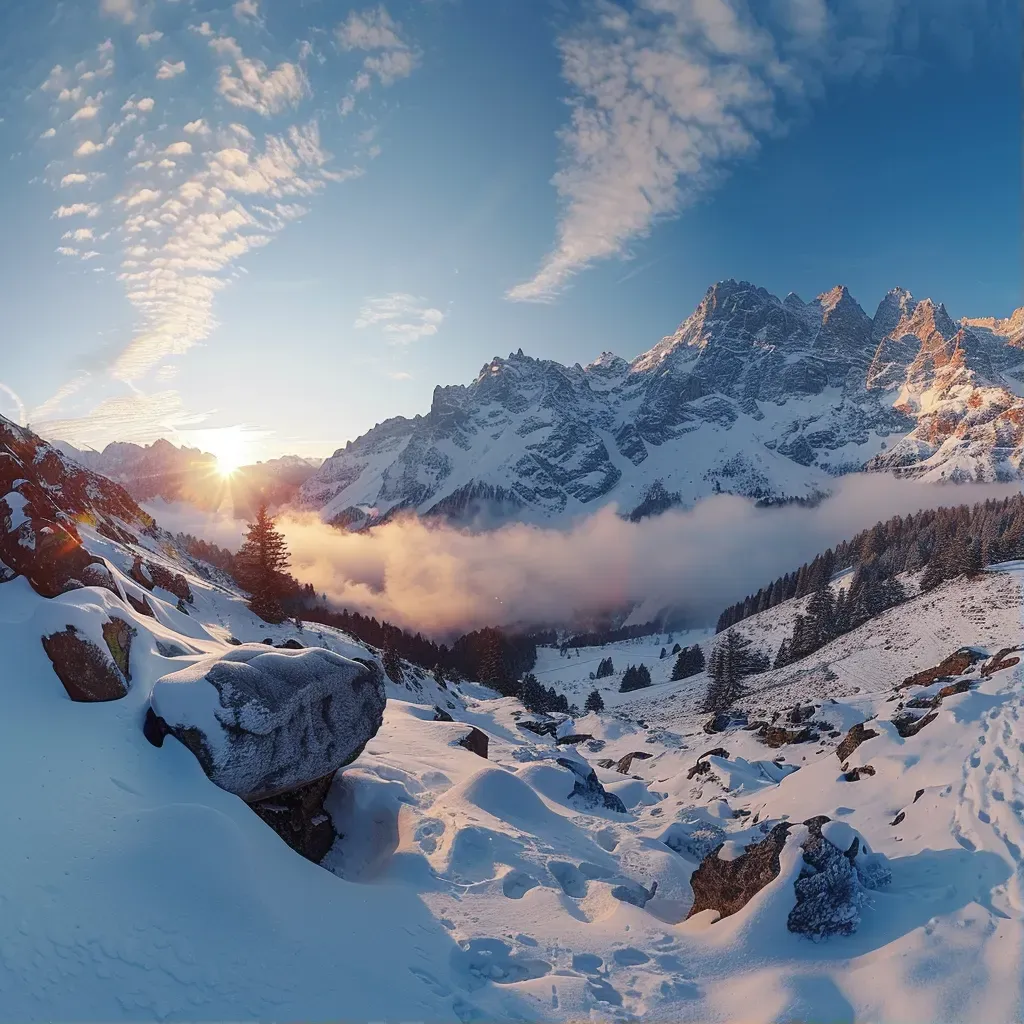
xmin=703 ymin=631 xmax=766 ymax=713
xmin=234 ymin=504 xmax=293 ymax=623
xmin=619 ymin=664 xmax=652 ymax=692
xmin=671 ymin=644 xmax=706 ymax=681
xmin=382 ymin=641 xmax=404 ymax=683
xmin=584 ymin=688 xmax=605 ymax=713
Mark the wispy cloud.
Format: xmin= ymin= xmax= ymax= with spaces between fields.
xmin=509 ymin=0 xmax=1011 ymax=302
xmin=155 ymin=59 xmax=187 ymax=80
xmin=337 ymin=5 xmax=420 ymax=106
xmin=99 ymin=0 xmax=136 ymax=25
xmin=354 ymin=293 xmax=444 ymax=344
xmin=35 ymin=390 xmax=206 ymax=449
xmin=31 ymin=4 xmax=423 ymax=448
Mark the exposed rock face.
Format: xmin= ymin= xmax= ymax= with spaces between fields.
xmin=687 ymin=822 xmax=792 ymax=920
xmin=616 ymin=750 xmax=654 ymax=773
xmin=459 ymin=727 xmax=490 ymax=759
xmin=41 ymin=623 xmax=130 ymax=702
xmin=687 ymin=748 xmax=730 ymax=780
xmin=298 ymin=282 xmax=1024 ymax=527
xmin=248 ymin=775 xmax=337 ymax=864
xmin=0 ymin=415 xmax=150 ymax=600
xmin=688 ymin=817 xmax=890 ymax=935
xmin=556 ymin=758 xmax=627 ymax=814
xmin=836 ymin=722 xmax=879 ymax=762
xmin=896 ymin=648 xmax=984 ymax=690
xmin=148 ymin=645 xmax=387 ymax=802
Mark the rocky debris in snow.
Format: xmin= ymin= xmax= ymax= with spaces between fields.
xmin=891 ymin=811 xmax=906 ymax=826
xmin=458 ymin=727 xmax=490 ymax=759
xmin=836 ymin=722 xmax=880 ymax=762
xmin=1 ymin=488 xmax=118 ymax=600
xmin=432 ymin=705 xmax=454 ymax=722
xmin=892 ymin=710 xmax=939 ymax=738
xmin=982 ymin=646 xmax=1023 ymax=677
xmin=276 ymin=639 xmax=304 ymax=650
xmin=788 ymin=703 xmax=816 ymax=724
xmin=842 ymin=765 xmax=876 ymax=782
xmin=896 ymin=648 xmax=985 ymax=690
xmin=556 ymin=757 xmax=627 ymax=814
xmin=611 ymin=879 xmax=658 ymax=908
xmin=41 ymin=622 xmax=130 ymax=702
xmin=129 ymin=556 xmax=155 ymax=591
xmin=907 ymin=678 xmax=974 ymax=709
xmin=687 ymin=748 xmax=730 ymax=779
xmin=616 ymin=750 xmax=654 ymax=773
xmin=226 ymin=636 xmax=243 ymax=646
xmin=704 ymin=710 xmax=748 ymax=734
xmin=248 ymin=774 xmax=336 ymax=864
xmin=687 ymin=822 xmax=792 ymax=921
xmin=688 ymin=816 xmax=890 ymax=933
xmin=758 ymin=724 xmax=818 ymax=748
xmin=555 ymin=733 xmax=594 ymax=746
xmin=517 ymin=719 xmax=559 ymax=738
xmin=148 ymin=645 xmax=386 ymax=802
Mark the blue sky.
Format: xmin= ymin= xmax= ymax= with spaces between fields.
xmin=0 ymin=0 xmax=1018 ymax=463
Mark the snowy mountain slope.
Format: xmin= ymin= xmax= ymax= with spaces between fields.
xmin=13 ymin=407 xmax=1024 ymax=1020
xmin=300 ymin=281 xmax=1024 ymax=526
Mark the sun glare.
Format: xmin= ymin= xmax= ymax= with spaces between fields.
xmin=201 ymin=429 xmax=250 ymax=479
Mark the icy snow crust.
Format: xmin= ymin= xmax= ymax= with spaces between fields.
xmin=9 ymin=509 xmax=1024 ymax=1020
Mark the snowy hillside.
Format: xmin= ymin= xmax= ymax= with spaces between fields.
xmin=300 ymin=280 xmax=1024 ymax=527
xmin=12 ymin=405 xmax=1024 ymax=1021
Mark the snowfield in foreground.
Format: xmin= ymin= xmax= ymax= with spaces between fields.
xmin=7 ymin=473 xmax=1024 ymax=1020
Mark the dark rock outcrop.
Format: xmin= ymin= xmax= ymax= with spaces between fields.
xmin=687 ymin=823 xmax=792 ymax=920
xmin=432 ymin=705 xmax=454 ymax=722
xmin=248 ymin=774 xmax=337 ymax=864
xmin=892 ymin=711 xmax=938 ymax=738
xmin=896 ymin=648 xmax=984 ymax=690
xmin=615 ymin=751 xmax=654 ymax=773
xmin=459 ymin=727 xmax=489 ymax=759
xmin=42 ymin=622 xmax=130 ymax=702
xmin=836 ymin=722 xmax=879 ymax=762
xmin=687 ymin=748 xmax=730 ymax=780
xmin=556 ymin=758 xmax=626 ymax=813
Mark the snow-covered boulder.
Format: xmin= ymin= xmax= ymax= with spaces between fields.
xmin=148 ymin=645 xmax=386 ymax=801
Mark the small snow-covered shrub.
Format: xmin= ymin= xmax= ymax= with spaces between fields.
xmin=788 ymin=843 xmax=866 ymax=938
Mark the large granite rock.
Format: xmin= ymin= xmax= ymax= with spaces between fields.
xmin=148 ymin=645 xmax=386 ymax=801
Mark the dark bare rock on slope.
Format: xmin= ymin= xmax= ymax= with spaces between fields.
xmin=148 ymin=645 xmax=386 ymax=802
xmin=836 ymin=722 xmax=879 ymax=762
xmin=41 ymin=620 xmax=133 ymax=702
xmin=248 ymin=774 xmax=337 ymax=864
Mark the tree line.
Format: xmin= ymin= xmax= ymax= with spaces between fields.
xmin=716 ymin=495 xmax=1022 ymax=634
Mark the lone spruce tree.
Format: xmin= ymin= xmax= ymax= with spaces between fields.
xmin=235 ymin=504 xmax=292 ymax=623
xmin=584 ymin=688 xmax=605 ymax=713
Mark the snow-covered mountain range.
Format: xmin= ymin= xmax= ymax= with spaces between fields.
xmin=299 ymin=281 xmax=1024 ymax=527
xmin=55 ymin=437 xmax=320 ymax=518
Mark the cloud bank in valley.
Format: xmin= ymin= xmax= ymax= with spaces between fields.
xmin=214 ymin=475 xmax=1024 ymax=638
